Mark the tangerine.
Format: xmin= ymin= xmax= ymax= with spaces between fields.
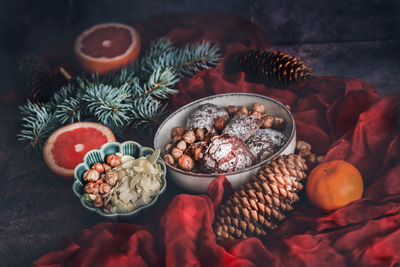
xmin=306 ymin=160 xmax=363 ymax=211
xmin=74 ymin=22 xmax=141 ymax=74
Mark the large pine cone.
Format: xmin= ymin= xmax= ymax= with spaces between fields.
xmin=225 ymin=49 xmax=313 ymax=89
xmin=213 ymin=154 xmax=308 ymax=241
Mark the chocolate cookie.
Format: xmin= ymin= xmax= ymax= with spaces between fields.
xmin=222 ymin=114 xmax=263 ymax=141
xmin=186 ymin=103 xmax=229 ymax=132
xmin=246 ymin=129 xmax=288 ymax=162
xmin=200 ymin=134 xmax=254 ymax=174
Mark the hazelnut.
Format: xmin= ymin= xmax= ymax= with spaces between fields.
xmin=172 ymin=135 xmax=183 ymax=143
xmin=177 ymin=155 xmax=195 ymax=172
xmin=252 ymin=103 xmax=265 ymax=114
xmin=193 ymin=147 xmax=203 ymax=161
xmin=171 ymin=147 xmax=183 ymax=161
xmin=83 ymin=169 xmax=100 ymax=183
xmin=99 ymin=183 xmax=111 ymax=194
xmin=171 ymin=127 xmax=185 ymax=137
xmin=298 ymin=149 xmax=311 ymax=157
xmin=272 ymin=117 xmax=285 ymax=130
xmin=163 ymin=154 xmax=175 ymax=165
xmin=227 ymin=105 xmax=239 ymax=115
xmin=234 ymin=110 xmax=248 ymax=118
xmin=195 ymin=128 xmax=205 ymax=141
xmin=105 ymin=170 xmax=118 ymax=186
xmin=317 ymin=155 xmax=325 ymax=164
xmin=250 ymin=111 xmax=262 ymax=118
xmin=185 ymin=143 xmax=204 ymax=161
xmin=176 ymin=140 xmax=187 ymax=151
xmin=307 ymin=153 xmax=317 ymax=164
xmin=106 ymin=154 xmax=121 ymax=167
xmin=102 ymin=163 xmax=112 ymax=172
xmin=262 ymin=115 xmax=274 ymax=128
xmin=84 ymin=182 xmax=100 ymax=194
xmin=296 ymin=140 xmax=312 ymax=152
xmin=239 ymin=106 xmax=249 ymax=114
xmin=183 ymin=131 xmax=196 ymax=144
xmin=91 ymin=162 xmax=105 ymax=174
xmin=93 ymin=194 xmax=103 ymax=207
xmin=214 ymin=117 xmax=228 ymax=131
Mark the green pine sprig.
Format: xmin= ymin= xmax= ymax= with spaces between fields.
xmin=18 ymin=101 xmax=57 ymax=151
xmin=141 ymin=39 xmax=220 ymax=78
xmin=82 ymin=83 xmax=133 ymax=128
xmin=17 ymin=38 xmax=221 ymax=151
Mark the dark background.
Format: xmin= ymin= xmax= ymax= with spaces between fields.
xmin=1 ymin=0 xmax=400 ymax=97
xmin=0 ymin=0 xmax=399 ymax=266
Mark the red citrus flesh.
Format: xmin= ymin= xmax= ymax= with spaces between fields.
xmin=80 ymin=26 xmax=132 ymax=58
xmin=74 ymin=22 xmax=141 ymax=74
xmin=43 ymin=122 xmax=115 ymax=179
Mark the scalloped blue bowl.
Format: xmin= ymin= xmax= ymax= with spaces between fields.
xmin=72 ymin=141 xmax=167 ymax=221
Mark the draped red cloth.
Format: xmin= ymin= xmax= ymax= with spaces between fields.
xmin=33 ymin=14 xmax=400 ymax=267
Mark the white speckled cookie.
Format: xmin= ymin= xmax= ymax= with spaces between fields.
xmin=246 ymin=129 xmax=287 ymax=162
xmin=200 ymin=134 xmax=254 ymax=174
xmin=186 ymin=103 xmax=229 ymax=132
xmin=222 ymin=114 xmax=263 ymax=141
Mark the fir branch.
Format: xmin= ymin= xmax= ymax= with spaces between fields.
xmin=82 ymin=83 xmax=133 ymax=128
xmin=142 ymin=40 xmax=220 ymax=78
xmin=131 ymin=96 xmax=167 ymax=131
xmin=17 ymin=38 xmax=221 ymax=151
xmin=54 ymin=97 xmax=82 ymax=124
xmin=147 ymin=38 xmax=175 ymax=58
xmin=17 ymin=101 xmax=58 ymax=150
xmin=173 ymin=40 xmax=220 ymax=76
xmin=133 ymin=67 xmax=179 ymax=100
xmin=142 ymin=38 xmax=175 ymax=67
xmin=47 ymin=83 xmax=78 ymax=108
xmin=19 ymin=99 xmax=43 ymax=117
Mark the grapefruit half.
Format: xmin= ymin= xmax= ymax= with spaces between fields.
xmin=43 ymin=122 xmax=116 ymax=178
xmin=74 ymin=22 xmax=141 ymax=74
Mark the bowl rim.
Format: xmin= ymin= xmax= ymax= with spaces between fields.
xmin=72 ymin=140 xmax=167 ymax=218
xmin=154 ymin=92 xmax=295 ymax=178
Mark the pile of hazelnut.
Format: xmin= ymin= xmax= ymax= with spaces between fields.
xmin=163 ymin=126 xmax=208 ymax=172
xmin=82 ymin=154 xmax=120 ymax=209
xmin=295 ymin=140 xmax=325 ymax=167
xmin=163 ymin=103 xmax=287 ymax=173
xmin=225 ymin=103 xmax=285 ymax=130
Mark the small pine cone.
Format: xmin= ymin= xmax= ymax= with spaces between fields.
xmin=225 ymin=49 xmax=313 ymax=89
xmin=214 ymin=154 xmax=307 ymax=241
xmin=19 ymin=54 xmax=57 ymax=103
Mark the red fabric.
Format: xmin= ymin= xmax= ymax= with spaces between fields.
xmin=33 ymin=14 xmax=400 ymax=267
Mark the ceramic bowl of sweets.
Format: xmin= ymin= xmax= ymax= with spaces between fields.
xmin=72 ymin=141 xmax=166 ymax=220
xmin=154 ymin=93 xmax=296 ymax=193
